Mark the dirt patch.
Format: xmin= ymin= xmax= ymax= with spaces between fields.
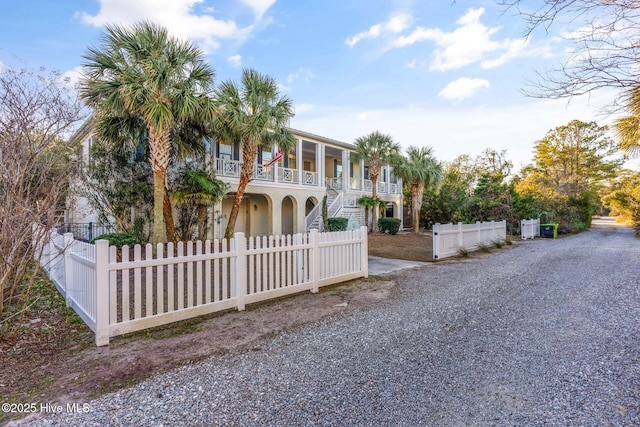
xmin=368 ymin=230 xmax=434 ymax=262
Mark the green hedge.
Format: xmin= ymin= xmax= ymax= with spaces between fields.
xmin=378 ymin=217 xmax=401 ymax=235
xmin=327 ymin=217 xmax=348 ymax=232
xmin=91 ymin=233 xmax=138 ymax=248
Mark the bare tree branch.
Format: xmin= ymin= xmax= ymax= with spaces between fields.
xmin=0 ymin=67 xmax=84 ymax=336
xmin=499 ymin=0 xmax=640 ymax=111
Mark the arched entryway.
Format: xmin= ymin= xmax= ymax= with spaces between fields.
xmin=305 ymin=197 xmax=318 ymax=216
xmin=281 ymin=196 xmax=295 ymax=235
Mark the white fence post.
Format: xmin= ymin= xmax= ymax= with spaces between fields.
xmin=235 ymin=232 xmax=247 ymax=311
xmin=310 ymin=229 xmax=320 ymax=293
xmin=63 ymin=233 xmax=74 ymax=303
xmin=433 ymin=223 xmax=440 ymax=259
xmin=95 ymin=239 xmax=110 ymax=346
xmin=457 ymin=222 xmax=464 ymax=249
xmin=361 ymin=226 xmax=368 ymax=278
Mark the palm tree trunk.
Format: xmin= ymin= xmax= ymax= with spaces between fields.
xmin=197 ymin=205 xmax=206 ymax=242
xmin=411 ymin=183 xmax=420 ymax=233
xmin=152 ymin=168 xmax=166 ymax=243
xmin=371 ymin=173 xmax=379 ymax=232
xmin=364 ymin=207 xmax=370 ymax=232
xmin=163 ymin=185 xmax=176 ymax=242
xmin=149 ymin=127 xmax=172 ymax=243
xmin=225 ymin=141 xmax=257 ymax=240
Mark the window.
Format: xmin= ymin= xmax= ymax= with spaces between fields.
xmin=262 ymin=149 xmax=272 ymax=165
xmin=219 ymin=142 xmax=232 ymax=160
xmin=333 ymin=159 xmax=342 ymax=178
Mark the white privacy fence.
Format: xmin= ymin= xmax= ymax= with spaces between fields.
xmin=521 ymin=218 xmax=541 ymax=240
xmin=39 ymin=227 xmax=368 ymax=346
xmin=432 ymin=221 xmax=506 ymax=260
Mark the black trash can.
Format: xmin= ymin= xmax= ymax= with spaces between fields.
xmin=540 ymin=223 xmax=558 ymax=238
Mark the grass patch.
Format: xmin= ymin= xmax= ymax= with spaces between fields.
xmin=457 ymin=248 xmax=471 ymax=258
xmin=493 ymin=240 xmax=504 ymax=249
xmin=477 ymin=243 xmax=492 ymax=253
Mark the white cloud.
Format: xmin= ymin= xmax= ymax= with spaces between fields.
xmin=286 ymin=67 xmax=314 ymax=84
xmin=77 ymin=0 xmax=254 ymax=52
xmin=390 ymin=7 xmax=548 ymax=71
xmin=438 ymin=78 xmax=490 ymax=101
xmin=60 ymin=66 xmax=84 ymax=88
xmin=346 ymin=14 xmax=412 ymax=47
xmin=295 ymin=103 xmax=315 ymax=114
xmin=228 ymin=54 xmax=242 ymax=67
xmin=406 ymin=58 xmax=427 ymax=69
xmin=290 ymin=92 xmax=614 ymax=170
xmin=356 ymin=112 xmax=369 ymax=121
xmin=239 ymin=0 xmax=276 ymax=20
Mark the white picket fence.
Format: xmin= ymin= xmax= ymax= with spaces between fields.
xmin=39 ymin=227 xmax=368 ymax=346
xmin=432 ymin=221 xmax=506 ymax=260
xmin=521 ymin=218 xmax=541 ymax=240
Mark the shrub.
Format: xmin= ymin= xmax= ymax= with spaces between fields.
xmin=327 ymin=217 xmax=348 ymax=232
xmin=378 ymin=217 xmax=401 ymax=235
xmin=91 ymin=233 xmax=138 ymax=248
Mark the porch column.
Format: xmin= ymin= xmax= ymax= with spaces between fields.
xmin=297 ymin=138 xmax=303 ymax=185
xmin=360 ymin=159 xmax=365 ymax=192
xmin=320 ymin=144 xmax=326 ymax=187
xmin=213 ymin=200 xmax=224 ymax=240
xmin=315 ymin=142 xmax=321 ymax=187
xmin=272 ymin=196 xmax=281 ymax=236
xmin=384 ymin=164 xmax=391 ymax=193
xmin=342 ymin=150 xmax=349 ymax=191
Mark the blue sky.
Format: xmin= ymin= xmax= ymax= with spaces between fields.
xmin=0 ymin=0 xmax=625 ymax=170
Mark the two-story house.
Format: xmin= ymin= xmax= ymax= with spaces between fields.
xmin=66 ymin=124 xmax=403 ymax=239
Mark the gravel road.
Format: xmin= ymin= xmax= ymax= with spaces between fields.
xmin=24 ymin=218 xmax=640 ymax=426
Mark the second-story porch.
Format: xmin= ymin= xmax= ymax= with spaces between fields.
xmin=210 ymin=130 xmax=401 ymax=196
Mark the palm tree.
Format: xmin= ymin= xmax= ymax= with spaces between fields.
xmin=80 ymin=22 xmax=216 ymax=243
xmin=174 ymin=163 xmax=227 ymax=241
xmin=214 ymin=68 xmax=295 ymax=240
xmin=393 ymin=146 xmax=443 ymax=233
xmin=357 ymin=195 xmax=386 ymax=232
xmin=352 ymin=131 xmax=400 ymax=232
xmin=357 ymin=195 xmax=375 ymax=232
xmin=615 ymin=87 xmax=640 ymax=158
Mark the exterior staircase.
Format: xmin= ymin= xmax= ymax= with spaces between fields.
xmin=305 ymin=187 xmax=367 ymax=232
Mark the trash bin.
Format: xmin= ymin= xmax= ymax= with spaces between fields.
xmin=540 ymin=223 xmax=558 ymax=238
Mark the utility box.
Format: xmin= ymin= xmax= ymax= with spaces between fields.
xmin=540 ymin=223 xmax=558 ymax=238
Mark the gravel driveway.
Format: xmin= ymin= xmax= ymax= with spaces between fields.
xmin=24 ymin=218 xmax=640 ymax=426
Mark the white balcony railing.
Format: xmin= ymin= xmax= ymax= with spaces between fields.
xmin=303 ymin=171 xmax=318 ymax=186
xmin=216 ymin=158 xmax=241 ymax=178
xmin=215 ymin=158 xmax=400 ymax=193
xmin=252 ymin=164 xmax=273 ymax=181
xmin=278 ymin=167 xmax=298 ymax=184
xmin=326 ymin=177 xmax=342 ymax=190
